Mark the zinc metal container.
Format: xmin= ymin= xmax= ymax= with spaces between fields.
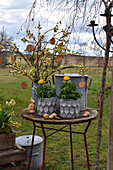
xmin=32 ymin=83 xmax=39 ymax=110
xmin=16 ymin=135 xmax=43 ymax=170
xmin=55 ymin=74 xmax=92 ymax=111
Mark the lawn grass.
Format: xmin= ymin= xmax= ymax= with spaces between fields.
xmin=0 ymin=67 xmax=111 ymax=169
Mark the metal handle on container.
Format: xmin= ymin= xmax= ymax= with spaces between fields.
xmin=46 ymin=80 xmax=51 ymax=86
xmin=88 ymin=76 xmax=92 ymax=87
xmin=52 ymin=74 xmax=55 ymax=85
xmin=27 ymin=139 xmax=32 ymax=143
xmin=32 ymin=152 xmax=39 ymax=156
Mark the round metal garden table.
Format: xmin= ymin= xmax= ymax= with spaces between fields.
xmin=21 ymin=108 xmax=98 ymax=170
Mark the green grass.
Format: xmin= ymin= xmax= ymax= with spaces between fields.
xmin=0 ymin=67 xmax=111 ymax=169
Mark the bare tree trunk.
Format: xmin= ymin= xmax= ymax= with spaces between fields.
xmin=95 ymin=17 xmax=111 ymax=170
xmin=107 ymin=67 xmax=113 ymax=170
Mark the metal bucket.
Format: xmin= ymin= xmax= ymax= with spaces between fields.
xmin=54 ymin=74 xmax=92 ymax=111
xmin=16 ymin=135 xmax=43 ymax=170
xmin=32 ymin=83 xmax=39 ymax=110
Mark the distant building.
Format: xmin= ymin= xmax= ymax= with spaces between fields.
xmin=61 ymin=54 xmax=113 ymax=66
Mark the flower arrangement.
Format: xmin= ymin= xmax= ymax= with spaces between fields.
xmin=6 ymin=23 xmax=89 ymax=84
xmin=60 ymin=76 xmax=82 ymax=100
xmin=0 ymin=99 xmax=19 ymax=134
xmin=35 ymin=79 xmax=56 ymax=98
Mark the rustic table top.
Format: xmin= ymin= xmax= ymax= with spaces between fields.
xmin=21 ymin=108 xmax=98 ymax=125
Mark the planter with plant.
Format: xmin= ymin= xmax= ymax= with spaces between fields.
xmin=59 ymin=76 xmax=82 ymax=118
xmin=35 ymin=79 xmax=56 ymax=116
xmin=5 ymin=23 xmax=89 ymax=110
xmin=0 ymin=99 xmax=19 ymax=151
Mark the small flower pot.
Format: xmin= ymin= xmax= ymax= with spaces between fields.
xmin=37 ymin=97 xmax=57 ymax=116
xmin=60 ymin=99 xmax=80 ymax=118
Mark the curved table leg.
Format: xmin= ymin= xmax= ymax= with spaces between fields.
xmin=84 ymin=134 xmax=90 ymax=170
xmin=84 ymin=121 xmax=91 ymax=170
xmin=41 ymin=123 xmax=46 ymax=170
xmin=28 ymin=122 xmax=36 ymax=170
xmin=69 ymin=124 xmax=74 ymax=170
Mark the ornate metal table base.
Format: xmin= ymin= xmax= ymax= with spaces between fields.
xmin=21 ymin=108 xmax=98 ymax=170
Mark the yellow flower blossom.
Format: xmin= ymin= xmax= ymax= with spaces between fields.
xmin=38 ymin=79 xmax=44 ymax=84
xmin=63 ymin=76 xmax=70 ymax=81
xmin=0 ymin=99 xmax=18 ymax=133
xmin=5 ymin=101 xmax=9 ymax=106
xmin=10 ymin=99 xmax=16 ymax=106
xmin=5 ymin=99 xmax=16 ymax=107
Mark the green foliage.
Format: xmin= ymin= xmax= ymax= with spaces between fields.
xmin=0 ymin=99 xmax=16 ymax=134
xmin=35 ymin=84 xmax=56 ymax=98
xmin=60 ymin=80 xmax=82 ymax=100
xmin=0 ymin=68 xmax=111 ymax=169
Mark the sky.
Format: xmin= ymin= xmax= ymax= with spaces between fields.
xmin=0 ymin=0 xmax=35 ymax=49
xmin=0 ymin=0 xmax=33 ymax=32
xmin=0 ymin=0 xmax=110 ymax=56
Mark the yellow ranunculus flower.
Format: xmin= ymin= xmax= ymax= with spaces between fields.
xmin=63 ymin=76 xmax=70 ymax=81
xmin=38 ymin=79 xmax=44 ymax=84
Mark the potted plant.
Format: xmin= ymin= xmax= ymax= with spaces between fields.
xmin=35 ymin=79 xmax=56 ymax=116
xmin=5 ymin=23 xmax=88 ymax=110
xmin=59 ymin=76 xmax=82 ymax=118
xmin=0 ymin=99 xmax=19 ymax=151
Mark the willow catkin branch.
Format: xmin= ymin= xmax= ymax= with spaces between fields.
xmin=17 ymin=50 xmax=32 ymax=67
